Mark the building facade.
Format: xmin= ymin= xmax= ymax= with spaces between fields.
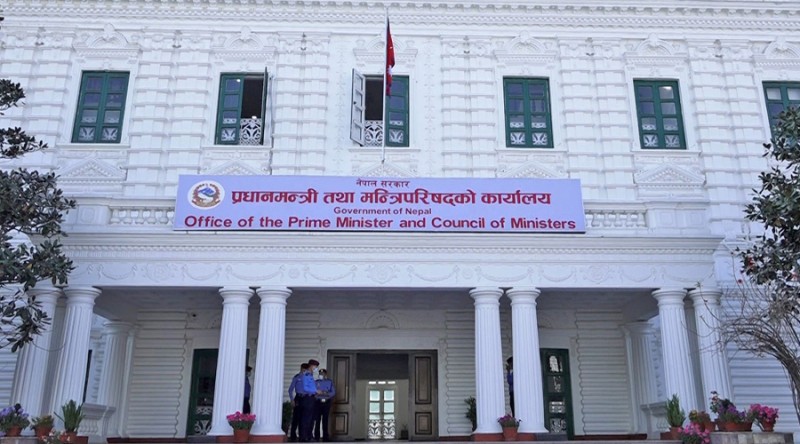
xmin=1 ymin=0 xmax=799 ymax=442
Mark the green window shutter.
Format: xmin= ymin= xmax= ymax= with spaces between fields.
xmin=763 ymin=82 xmax=800 ymax=136
xmin=634 ymin=79 xmax=686 ymax=149
xmin=503 ymin=78 xmax=554 ymax=148
xmin=385 ymin=76 xmax=409 ymax=147
xmin=216 ymin=74 xmax=245 ymax=145
xmin=72 ymin=72 xmax=129 ymax=143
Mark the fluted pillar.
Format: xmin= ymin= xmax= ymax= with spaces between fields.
xmin=208 ymin=287 xmax=253 ymax=436
xmin=623 ymin=322 xmax=660 ymax=434
xmin=652 ymin=288 xmax=698 ymax=413
xmin=251 ymin=287 xmax=292 ymax=438
xmin=688 ymin=288 xmax=732 ymax=408
xmin=97 ymin=322 xmax=134 ymax=436
xmin=51 ymin=286 xmax=101 ymax=418
xmin=507 ymin=287 xmax=548 ymax=435
xmin=11 ymin=283 xmax=62 ymax=421
xmin=470 ymin=287 xmax=505 ymax=439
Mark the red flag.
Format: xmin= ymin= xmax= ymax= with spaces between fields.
xmin=386 ymin=19 xmax=395 ymax=96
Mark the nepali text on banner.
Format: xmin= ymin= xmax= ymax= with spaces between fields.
xmin=174 ymin=175 xmax=586 ymax=233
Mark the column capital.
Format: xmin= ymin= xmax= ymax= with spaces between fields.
xmin=470 ymin=287 xmax=503 ymax=303
xmin=62 ymin=286 xmax=101 ymax=305
xmin=103 ymin=321 xmax=134 ymax=335
xmin=652 ymin=288 xmax=688 ymax=307
xmin=219 ymin=286 xmax=254 ymax=305
xmin=688 ymin=288 xmax=722 ymax=306
xmin=622 ymin=321 xmax=657 ymax=337
xmin=506 ymin=287 xmax=541 ymax=303
xmin=255 ymin=286 xmax=292 ymax=305
xmin=27 ymin=282 xmax=62 ymax=300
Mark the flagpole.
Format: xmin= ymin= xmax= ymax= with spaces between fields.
xmin=381 ymin=6 xmax=388 ymax=164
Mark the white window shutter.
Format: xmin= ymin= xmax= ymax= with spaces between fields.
xmin=350 ymin=68 xmax=366 ymax=145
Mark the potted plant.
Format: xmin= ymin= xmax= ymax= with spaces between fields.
xmin=678 ymin=422 xmax=711 ymax=444
xmin=0 ymin=404 xmax=31 ymax=437
xmin=749 ymin=404 xmax=779 ymax=432
xmin=31 ymin=415 xmax=55 ymax=439
xmin=464 ymin=397 xmax=477 ymax=432
xmin=281 ymin=401 xmax=293 ymax=433
xmin=55 ymin=400 xmax=85 ymax=442
xmin=226 ymin=411 xmax=256 ymax=443
xmin=688 ymin=410 xmax=714 ymax=432
xmin=664 ymin=394 xmax=686 ymax=439
xmin=497 ymin=414 xmax=520 ymax=441
xmin=710 ymin=392 xmax=753 ymax=432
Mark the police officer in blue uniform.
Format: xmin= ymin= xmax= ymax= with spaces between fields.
xmin=288 ymin=363 xmax=310 ymax=441
xmin=313 ymin=369 xmax=336 ymax=442
xmin=298 ymin=359 xmax=320 ymax=442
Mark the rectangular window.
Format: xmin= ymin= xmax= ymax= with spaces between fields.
xmin=633 ymin=79 xmax=686 ymax=149
xmin=763 ymin=81 xmax=800 ymax=135
xmin=503 ymin=78 xmax=554 ymax=148
xmin=72 ymin=72 xmax=129 ymax=143
xmin=352 ymin=74 xmax=409 ymax=147
xmin=215 ymin=72 xmax=269 ymax=145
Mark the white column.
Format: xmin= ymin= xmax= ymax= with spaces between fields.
xmin=11 ymin=283 xmax=61 ymax=419
xmin=51 ymin=286 xmax=101 ymax=415
xmin=506 ymin=287 xmax=548 ymax=434
xmin=688 ymin=288 xmax=732 ymax=408
xmin=96 ymin=322 xmax=134 ymax=436
xmin=250 ymin=287 xmax=292 ymax=436
xmin=470 ymin=287 xmax=504 ymax=436
xmin=623 ymin=322 xmax=660 ymax=433
xmin=208 ymin=287 xmax=253 ymax=436
xmin=652 ymin=288 xmax=698 ymax=413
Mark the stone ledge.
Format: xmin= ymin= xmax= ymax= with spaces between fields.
xmin=0 ymin=438 xmax=38 ymax=444
xmin=710 ymin=432 xmax=794 ymax=444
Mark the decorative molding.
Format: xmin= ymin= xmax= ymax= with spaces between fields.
xmin=356 ymin=162 xmax=415 ymax=178
xmin=73 ymin=24 xmax=140 ymax=60
xmin=59 ymin=158 xmax=126 ymax=181
xmin=624 ymin=34 xmax=686 ymax=67
xmin=203 ymin=160 xmax=264 ymax=176
xmin=498 ymin=161 xmax=566 ymax=179
xmin=354 ymin=34 xmax=417 ymax=70
xmin=211 ymin=27 xmax=278 ymax=63
xmin=754 ymin=37 xmax=800 ymax=70
xmin=365 ymin=310 xmax=399 ymax=329
xmin=634 ymin=164 xmax=705 ymax=187
xmin=493 ymin=33 xmax=558 ymax=66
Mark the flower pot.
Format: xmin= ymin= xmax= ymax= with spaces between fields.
xmin=63 ymin=431 xmax=79 ymax=443
xmin=502 ymin=426 xmax=518 ymax=441
xmin=759 ymin=419 xmax=775 ymax=432
xmin=233 ymin=428 xmax=251 ymax=443
xmin=5 ymin=426 xmax=22 ymax=437
xmin=703 ymin=420 xmax=715 ymax=432
xmin=34 ymin=426 xmax=54 ymax=440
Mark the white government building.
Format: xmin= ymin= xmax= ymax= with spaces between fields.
xmin=1 ymin=0 xmax=799 ymax=442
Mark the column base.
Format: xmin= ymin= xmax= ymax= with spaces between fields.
xmin=471 ymin=432 xmax=504 ymax=441
xmin=249 ymin=435 xmax=288 ymax=443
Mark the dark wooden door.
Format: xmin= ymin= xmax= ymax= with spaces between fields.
xmin=408 ymin=352 xmax=437 ymax=440
xmin=540 ymin=349 xmax=574 ymax=439
xmin=187 ymin=349 xmax=218 ymax=436
xmin=329 ymin=352 xmax=357 ymax=441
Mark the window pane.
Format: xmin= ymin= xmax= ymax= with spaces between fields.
xmin=106 ymin=94 xmax=123 ymax=107
xmin=636 ymin=86 xmax=653 ymax=99
xmin=789 ymin=88 xmax=800 ymax=101
xmin=225 ymin=78 xmax=241 ymax=92
xmin=81 ymin=109 xmax=98 ymax=123
xmin=659 ymin=86 xmax=674 ymax=99
xmin=109 ymin=77 xmax=126 ymax=92
xmin=661 ymin=102 xmax=677 ymax=115
xmin=510 ymin=132 xmax=526 ymax=145
xmin=384 ymin=390 xmax=395 ymax=401
xmin=531 ymin=115 xmax=547 ymax=128
xmin=663 ymin=118 xmax=678 ymax=131
xmin=639 ymin=101 xmax=655 ymax=115
xmin=370 ymin=390 xmax=380 ymax=401
xmin=766 ymin=88 xmax=782 ymax=101
xmin=389 ymin=112 xmax=405 ymax=126
xmin=509 ymin=115 xmax=524 ymax=128
xmin=224 ymin=94 xmax=239 ymax=108
xmin=84 ymin=93 xmax=101 ymax=106
xmin=384 ymin=402 xmax=395 ymax=413
xmin=101 ymin=127 xmax=119 ymax=141
xmin=506 ymin=83 xmax=523 ymax=96
xmin=641 ymin=117 xmax=657 ymax=130
xmin=388 ymin=128 xmax=404 ymax=144
xmin=77 ymin=127 xmax=96 ymax=141
xmin=388 ymin=96 xmax=405 ymax=110
xmin=390 ymin=81 xmax=406 ymax=95
xmin=530 ymin=99 xmax=546 ymax=113
xmin=85 ymin=77 xmax=103 ymax=91
xmin=223 ymin=111 xmax=238 ymax=125
xmin=532 ymin=132 xmax=548 ymax=146
xmin=665 ymin=134 xmax=681 ymax=148
xmin=508 ymin=99 xmax=524 ymax=113
xmin=528 ymin=83 xmax=545 ymax=97
xmin=104 ymin=110 xmax=121 ymax=124
xmin=642 ymin=134 xmax=659 ymax=147
xmin=369 ymin=403 xmax=380 ymax=413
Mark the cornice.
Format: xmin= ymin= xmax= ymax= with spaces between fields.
xmin=4 ymin=1 xmax=800 ymax=32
